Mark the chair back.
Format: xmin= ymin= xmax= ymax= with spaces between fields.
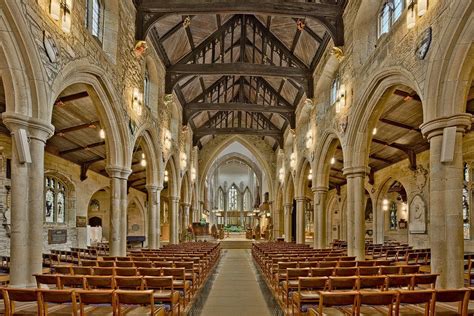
xmin=311 ymin=268 xmax=334 ymax=277
xmin=286 ymin=268 xmax=310 ymax=280
xmin=39 ymin=289 xmax=78 ymax=315
xmin=73 ymin=266 xmax=92 ymax=276
xmin=318 ymin=291 xmax=358 ymax=315
xmin=328 ymin=276 xmax=358 ymax=290
xmin=93 ymin=267 xmax=115 ymax=276
xmin=358 ymin=267 xmax=380 ymax=276
xmin=3 ymin=288 xmax=40 ymax=316
xmin=412 ymin=274 xmax=438 ymax=289
xmin=35 ymin=274 xmax=60 ymax=288
xmin=116 ymin=261 xmax=134 ymax=268
xmin=386 ymin=275 xmax=413 ymax=289
xmin=86 ymin=276 xmax=115 ymax=289
xmin=298 ymin=277 xmax=327 ymax=291
xmin=115 ymin=267 xmax=138 ymax=276
xmin=318 ymin=261 xmax=338 ymax=268
xmin=334 ymin=267 xmax=357 ymax=276
xmin=134 ymin=261 xmax=154 ymax=268
xmin=357 ymin=276 xmax=386 ymax=290
xmin=115 ymin=276 xmax=144 ymax=290
xmin=337 ymin=261 xmax=356 ymax=267
xmin=54 ymin=265 xmax=73 ymax=275
xmin=59 ymin=275 xmax=86 ymax=289
xmin=138 ymin=268 xmax=162 ymax=276
xmin=81 ymin=260 xmax=97 ymax=267
xmin=144 ymin=276 xmax=174 ymax=291
xmin=115 ymin=290 xmax=156 ymax=316
xmin=154 ymin=261 xmax=173 ymax=268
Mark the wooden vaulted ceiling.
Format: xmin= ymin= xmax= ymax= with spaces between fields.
xmin=134 ymin=0 xmax=346 ymax=149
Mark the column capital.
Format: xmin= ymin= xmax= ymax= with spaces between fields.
xmin=312 ymin=186 xmax=328 ymax=194
xmin=106 ymin=166 xmax=132 ymax=179
xmin=145 ymin=184 xmax=159 ymax=192
xmin=283 ymin=203 xmax=293 ymax=208
xmin=343 ymin=166 xmax=370 ymax=178
xmin=420 ymin=114 xmax=472 ymax=140
xmin=170 ymin=196 xmax=180 ymax=202
xmin=181 ymin=203 xmax=191 ymax=208
xmin=2 ymin=112 xmax=54 ymax=143
xmin=295 ymin=196 xmax=307 ymax=202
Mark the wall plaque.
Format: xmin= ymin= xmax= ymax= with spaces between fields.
xmin=48 ymin=229 xmax=67 ymax=244
xmin=76 ymin=216 xmax=87 ymax=228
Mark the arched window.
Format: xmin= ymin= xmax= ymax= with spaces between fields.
xmin=45 ymin=176 xmax=67 ymax=224
xmin=228 ymin=184 xmax=238 ymax=210
xmin=378 ymin=0 xmax=406 ymax=38
xmin=243 ymin=189 xmax=252 ymax=211
xmin=463 ymin=163 xmax=471 ymax=239
xmin=144 ymin=68 xmax=151 ymax=109
xmin=330 ymin=77 xmax=340 ymax=105
xmin=86 ymin=0 xmax=103 ymax=40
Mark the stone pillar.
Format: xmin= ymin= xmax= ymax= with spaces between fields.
xmin=119 ymin=171 xmax=131 ymax=255
xmin=156 ymin=188 xmax=162 ymax=248
xmin=421 ymin=114 xmax=471 ymax=288
xmin=106 ymin=167 xmax=124 ymax=256
xmin=313 ymin=187 xmax=328 ymax=249
xmin=284 ymin=203 xmax=292 ymax=242
xmin=169 ymin=196 xmax=180 ymax=244
xmin=182 ymin=203 xmax=191 ymax=231
xmin=295 ymin=197 xmax=306 ymax=244
xmin=3 ymin=114 xmax=54 ymax=287
xmin=344 ymin=167 xmax=368 ymax=260
xmin=146 ymin=185 xmax=158 ymax=249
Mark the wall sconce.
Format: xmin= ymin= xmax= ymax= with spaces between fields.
xmin=50 ymin=0 xmax=73 ymax=33
xmin=180 ymin=152 xmax=187 ymax=170
xmin=279 ymin=167 xmax=285 ymax=183
xmin=99 ymin=128 xmax=106 ymax=139
xmin=330 ymin=157 xmax=336 ymax=165
xmin=140 ymin=153 xmax=147 ymax=167
xmin=191 ymin=167 xmax=196 ymax=182
xmin=164 ymin=170 xmax=169 ymax=183
xmin=305 ymin=130 xmax=313 ymax=149
xmin=132 ymin=88 xmax=143 ymax=116
xmin=307 ymin=169 xmax=313 ymax=181
xmin=383 ymin=199 xmax=389 ymax=211
xmin=290 ymin=152 xmax=297 ymax=170
xmin=163 ymin=129 xmax=172 ymax=151
xmin=372 ymin=127 xmax=377 ymax=136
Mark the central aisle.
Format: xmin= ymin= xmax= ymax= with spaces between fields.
xmin=198 ymin=249 xmax=273 ymax=316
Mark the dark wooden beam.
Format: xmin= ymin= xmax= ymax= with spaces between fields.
xmin=166 ymin=63 xmax=311 ymax=95
xmin=59 ymin=141 xmax=106 ymax=155
xmin=184 ymin=102 xmax=293 ymax=119
xmin=193 ymin=127 xmax=283 ymax=147
xmin=379 ymin=118 xmax=421 ymax=132
xmin=393 ymin=89 xmax=422 ymax=102
xmin=372 ymin=138 xmax=417 ymax=170
xmin=55 ymin=91 xmax=89 ymax=105
xmin=54 ymin=121 xmax=100 ymax=135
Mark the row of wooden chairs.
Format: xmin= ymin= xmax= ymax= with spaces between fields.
xmin=306 ymin=288 xmax=474 ymax=316
xmin=1 ymin=287 xmax=165 ymax=316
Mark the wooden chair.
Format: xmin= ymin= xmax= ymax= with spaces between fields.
xmin=291 ymin=277 xmax=327 ymax=316
xmin=162 ymin=268 xmax=191 ymax=308
xmin=72 ymin=266 xmax=92 ymax=276
xmin=357 ymin=275 xmax=386 ymax=291
xmin=2 ymin=288 xmax=41 ymax=316
xmin=53 ymin=265 xmax=73 ymax=275
xmin=85 ymin=276 xmax=115 ymax=290
xmin=431 ymin=288 xmax=470 ymax=315
xmin=34 ymin=274 xmax=60 ymax=289
xmin=76 ymin=289 xmax=115 ymax=316
xmin=115 ymin=290 xmax=165 ymax=316
xmin=395 ymin=289 xmax=434 ymax=316
xmin=337 ymin=261 xmax=356 ymax=268
xmin=334 ymin=267 xmax=357 ymax=276
xmin=281 ymin=268 xmax=311 ymax=307
xmin=116 ymin=261 xmax=134 ymax=268
xmin=97 ymin=261 xmax=115 ymax=268
xmin=380 ymin=266 xmax=400 ymax=275
xmin=38 ymin=289 xmax=78 ymax=316
xmin=318 ymin=261 xmax=338 ymax=268
xmin=92 ymin=267 xmax=115 ymax=276
xmin=312 ymin=291 xmax=358 ymax=315
xmin=358 ymin=266 xmax=380 ymax=276
xmin=59 ymin=275 xmax=86 ymax=289
xmin=411 ymin=274 xmax=438 ymax=289
xmin=385 ymin=275 xmax=413 ymax=290
xmin=115 ymin=276 xmax=144 ymax=290
xmin=328 ymin=276 xmax=358 ymax=291
xmin=115 ymin=268 xmax=138 ymax=277
xmin=144 ymin=276 xmax=180 ymax=316
xmin=358 ymin=291 xmax=397 ymax=315
xmin=138 ymin=268 xmax=162 ymax=277
xmin=153 ymin=262 xmax=173 ymax=268
xmin=400 ymin=265 xmax=420 ymax=274
xmin=80 ymin=260 xmax=97 ymax=267
xmin=310 ymin=268 xmax=334 ymax=277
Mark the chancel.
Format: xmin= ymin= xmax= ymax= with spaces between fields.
xmin=0 ymin=0 xmax=472 ymax=315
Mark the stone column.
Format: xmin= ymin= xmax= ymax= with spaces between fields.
xmin=119 ymin=170 xmax=131 ymax=255
xmin=146 ymin=185 xmax=158 ymax=249
xmin=284 ymin=203 xmax=292 ymax=242
xmin=156 ymin=187 xmax=162 ymax=248
xmin=169 ymin=196 xmax=180 ymax=244
xmin=295 ymin=197 xmax=306 ymax=244
xmin=313 ymin=187 xmax=328 ymax=249
xmin=27 ymin=121 xmax=54 ymax=284
xmin=344 ymin=167 xmax=368 ymax=260
xmin=182 ymin=203 xmax=191 ymax=231
xmin=421 ymin=114 xmax=471 ymax=288
xmin=106 ymin=167 xmax=124 ymax=256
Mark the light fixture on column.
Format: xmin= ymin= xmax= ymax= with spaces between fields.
xmin=191 ymin=167 xmax=196 ymax=182
xmin=330 ymin=157 xmax=336 ymax=165
xmin=140 ymin=153 xmax=147 ymax=167
xmin=180 ymin=152 xmax=187 ymax=170
xmin=164 ymin=170 xmax=169 ymax=183
xmin=163 ymin=129 xmax=172 ymax=151
xmin=290 ymin=152 xmax=297 ymax=170
xmin=279 ymin=167 xmax=285 ymax=183
xmin=417 ymin=0 xmax=428 ymax=16
xmin=383 ymin=198 xmax=389 ymax=211
xmin=305 ymin=130 xmax=313 ymax=149
xmin=99 ymin=128 xmax=106 ymax=139
xmin=372 ymin=127 xmax=377 ymax=136
xmin=307 ymin=169 xmax=313 ymax=180
xmin=407 ymin=0 xmax=416 ymax=29
xmin=132 ymin=87 xmax=143 ymax=116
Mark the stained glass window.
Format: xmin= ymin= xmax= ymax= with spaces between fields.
xmin=243 ymin=189 xmax=252 ymax=211
xmin=330 ymin=77 xmax=340 ymax=105
xmin=45 ymin=176 xmax=67 ymax=224
xmin=463 ymin=163 xmax=471 ymax=239
xmin=228 ymin=184 xmax=238 ymax=210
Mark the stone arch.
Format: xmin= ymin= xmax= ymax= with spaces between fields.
xmin=315 ymin=130 xmax=345 ymax=189
xmin=284 ymin=172 xmax=296 ymax=205
xmin=199 ymin=136 xmax=274 ymax=202
xmin=424 ymin=1 xmax=473 ymax=119
xmin=129 ymin=127 xmax=160 ymax=186
xmin=164 ymin=154 xmax=179 ymax=198
xmin=296 ymin=157 xmax=312 ymax=197
xmin=346 ymin=67 xmax=422 ymax=168
xmin=127 ymin=196 xmax=146 ymax=237
xmin=50 ymin=61 xmax=128 ymax=168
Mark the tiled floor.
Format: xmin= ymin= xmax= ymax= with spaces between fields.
xmin=196 ymin=249 xmax=277 ymax=316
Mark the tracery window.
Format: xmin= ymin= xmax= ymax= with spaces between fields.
xmin=243 ymin=189 xmax=252 ymax=211
xmin=330 ymin=77 xmax=340 ymax=105
xmin=45 ymin=176 xmax=67 ymax=224
xmin=86 ymin=0 xmax=103 ymax=40
xmin=463 ymin=162 xmax=471 ymax=239
xmin=378 ymin=0 xmax=405 ymax=38
xmin=144 ymin=68 xmax=151 ymax=108
xmin=228 ymin=184 xmax=238 ymax=210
